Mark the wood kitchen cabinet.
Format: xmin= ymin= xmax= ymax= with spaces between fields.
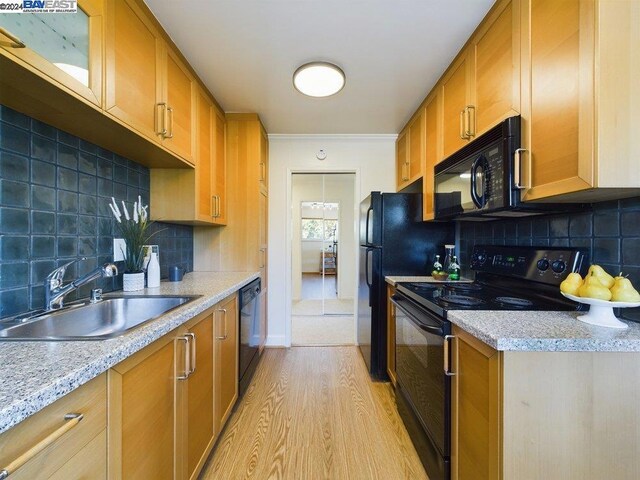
xmin=422 ymin=91 xmax=440 ymax=221
xmin=105 ymin=0 xmax=195 ymax=165
xmin=0 ymin=374 xmax=107 ymax=480
xmin=215 ymin=294 xmax=238 ymax=431
xmin=0 ymin=0 xmax=104 ymax=107
xmin=194 ymin=114 xmax=269 ymax=346
xmin=440 ymin=0 xmax=520 ymax=161
xmin=396 ymin=109 xmax=425 ymax=191
xmin=150 ymin=88 xmax=227 ymax=225
xmin=451 ymin=326 xmax=501 ymax=480
xmin=450 ymin=324 xmax=640 ymax=480
xmin=386 ymin=284 xmax=397 ymax=386
xmin=519 ymin=0 xmax=640 ymax=202
xmin=109 ymin=296 xmax=238 ymax=480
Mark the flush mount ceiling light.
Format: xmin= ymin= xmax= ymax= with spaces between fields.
xmin=293 ymin=62 xmax=345 ymax=97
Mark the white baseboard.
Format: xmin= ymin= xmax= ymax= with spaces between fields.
xmin=266 ymin=334 xmax=286 ymax=347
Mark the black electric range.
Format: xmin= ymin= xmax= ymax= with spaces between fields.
xmin=392 ymin=245 xmax=588 ymax=480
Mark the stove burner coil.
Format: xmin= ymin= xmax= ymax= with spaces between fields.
xmin=439 ymin=295 xmax=485 ymax=307
xmin=493 ymin=296 xmax=533 ymax=308
xmin=445 ymin=282 xmax=483 ymax=292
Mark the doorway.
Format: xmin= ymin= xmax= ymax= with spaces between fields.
xmin=291 ymin=173 xmax=356 ymax=345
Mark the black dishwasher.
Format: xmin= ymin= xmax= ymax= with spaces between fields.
xmin=238 ymin=278 xmax=261 ymax=396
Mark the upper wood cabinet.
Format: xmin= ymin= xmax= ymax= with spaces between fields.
xmin=440 ymin=0 xmax=520 ymax=161
xmin=519 ymin=0 xmax=640 ymax=202
xmin=422 ymin=91 xmax=440 ymax=221
xmin=396 ymin=108 xmax=425 ymax=191
xmin=105 ymin=0 xmax=162 ymax=143
xmin=441 ymin=52 xmax=473 ymax=159
xmin=150 ymin=88 xmax=226 ymax=225
xmin=163 ymin=47 xmax=196 ymax=163
xmin=105 ymin=0 xmax=195 ymax=165
xmin=0 ymin=0 xmax=104 ymax=107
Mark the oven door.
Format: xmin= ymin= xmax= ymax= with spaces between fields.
xmin=392 ymin=294 xmax=450 ymax=458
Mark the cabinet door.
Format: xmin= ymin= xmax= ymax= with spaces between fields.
xmin=451 ymin=326 xmax=501 ymax=480
xmin=213 ymin=107 xmax=227 ymax=224
xmin=520 ymin=0 xmax=594 ymax=201
xmin=473 ymin=0 xmax=520 ymax=136
xmin=259 ymin=288 xmax=267 ymax=351
xmin=185 ymin=313 xmax=215 ymax=480
xmin=259 ymin=124 xmax=269 ymax=193
xmin=423 ymin=92 xmax=439 ymax=221
xmin=395 ymin=128 xmax=409 ymax=190
xmin=408 ymin=108 xmax=425 ymax=182
xmin=0 ymin=0 xmax=103 ymax=106
xmin=105 ymin=0 xmax=162 ymax=142
xmin=259 ymin=189 xmax=268 ymax=287
xmin=109 ymin=336 xmax=178 ymax=480
xmin=196 ymin=89 xmax=214 ymax=222
xmin=386 ymin=285 xmax=396 ymax=386
xmin=163 ymin=46 xmax=195 ymax=164
xmin=441 ymin=51 xmax=472 ymax=159
xmin=215 ymin=294 xmax=238 ymax=432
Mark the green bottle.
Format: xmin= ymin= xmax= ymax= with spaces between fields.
xmin=448 ymin=255 xmax=460 ymax=281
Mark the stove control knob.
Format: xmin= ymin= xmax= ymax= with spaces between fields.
xmin=477 ymin=253 xmax=487 ymax=265
xmin=537 ymin=259 xmax=550 ymax=271
xmin=551 ymin=260 xmax=566 ymax=274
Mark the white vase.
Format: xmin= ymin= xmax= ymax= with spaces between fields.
xmin=123 ymin=272 xmax=145 ymax=292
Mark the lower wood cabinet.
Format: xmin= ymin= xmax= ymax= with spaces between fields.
xmin=0 ymin=374 xmax=107 ymax=480
xmin=451 ymin=325 xmax=640 ymax=480
xmin=108 ymin=293 xmax=239 ymax=480
xmin=386 ymin=284 xmax=397 ymax=386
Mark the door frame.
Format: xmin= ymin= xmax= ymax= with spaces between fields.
xmin=285 ymin=169 xmax=360 ymax=347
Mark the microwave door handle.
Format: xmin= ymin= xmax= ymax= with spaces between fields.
xmin=470 ymin=158 xmax=483 ymax=208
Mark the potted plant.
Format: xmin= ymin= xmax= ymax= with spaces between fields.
xmin=109 ymin=196 xmax=154 ymax=292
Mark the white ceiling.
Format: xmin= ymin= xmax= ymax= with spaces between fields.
xmin=145 ymin=0 xmax=495 ymax=134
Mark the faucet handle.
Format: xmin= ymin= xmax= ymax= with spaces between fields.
xmin=46 ymin=258 xmax=87 ymax=286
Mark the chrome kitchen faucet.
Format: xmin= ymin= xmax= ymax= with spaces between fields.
xmin=44 ymin=259 xmax=118 ymax=311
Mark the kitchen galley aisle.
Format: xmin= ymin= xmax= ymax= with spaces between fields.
xmin=201 ymin=346 xmax=427 ymax=479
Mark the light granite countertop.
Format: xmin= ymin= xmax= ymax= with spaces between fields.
xmin=448 ymin=310 xmax=640 ymax=352
xmin=0 ymin=271 xmax=259 ymax=434
xmin=385 ymin=275 xmax=473 ymax=286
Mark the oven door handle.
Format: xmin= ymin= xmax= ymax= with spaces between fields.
xmin=391 ymin=295 xmax=444 ymax=336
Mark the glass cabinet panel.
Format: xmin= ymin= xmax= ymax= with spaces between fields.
xmin=0 ymin=1 xmax=102 ymax=106
xmin=0 ymin=10 xmax=90 ymax=85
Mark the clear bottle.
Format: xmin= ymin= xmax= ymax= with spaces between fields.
xmin=147 ymin=252 xmax=160 ymax=288
xmin=448 ymin=255 xmax=461 ymax=281
xmin=443 ymin=245 xmax=455 ymax=273
xmin=432 ymin=254 xmax=443 ymax=274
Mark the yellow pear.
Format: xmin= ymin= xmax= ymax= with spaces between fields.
xmin=588 ymin=265 xmax=615 ymax=289
xmin=560 ymin=272 xmax=583 ymax=296
xmin=578 ymin=272 xmax=612 ymax=301
xmin=610 ymin=276 xmax=640 ymax=302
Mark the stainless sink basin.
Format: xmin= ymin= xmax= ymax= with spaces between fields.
xmin=0 ymin=295 xmax=201 ymax=341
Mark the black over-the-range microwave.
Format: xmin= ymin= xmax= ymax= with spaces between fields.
xmin=433 ymin=116 xmax=583 ymax=220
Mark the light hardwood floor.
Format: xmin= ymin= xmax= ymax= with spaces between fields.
xmin=201 ymin=347 xmax=428 ymax=480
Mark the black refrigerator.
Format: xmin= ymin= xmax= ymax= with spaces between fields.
xmin=358 ymin=192 xmax=454 ymax=379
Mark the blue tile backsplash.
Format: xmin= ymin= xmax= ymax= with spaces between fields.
xmin=0 ymin=105 xmax=193 ymax=318
xmin=457 ymin=198 xmax=640 ymax=322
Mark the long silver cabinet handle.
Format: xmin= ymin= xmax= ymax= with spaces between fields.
xmin=211 ymin=196 xmax=216 ymax=218
xmin=444 ymin=335 xmax=455 ymax=376
xmin=465 ymin=105 xmax=476 ymax=138
xmin=156 ymin=103 xmax=167 ymax=136
xmin=165 ymin=106 xmax=174 ymax=139
xmin=176 ymin=336 xmax=190 ymax=380
xmin=216 ymin=308 xmax=228 ymax=340
xmin=0 ymin=413 xmax=83 ymax=479
xmin=514 ymin=148 xmax=528 ymax=190
xmin=186 ymin=332 xmax=196 ymax=374
xmin=0 ymin=27 xmax=26 ymax=48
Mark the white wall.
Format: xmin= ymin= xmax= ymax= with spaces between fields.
xmin=267 ymin=135 xmax=396 ymax=346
